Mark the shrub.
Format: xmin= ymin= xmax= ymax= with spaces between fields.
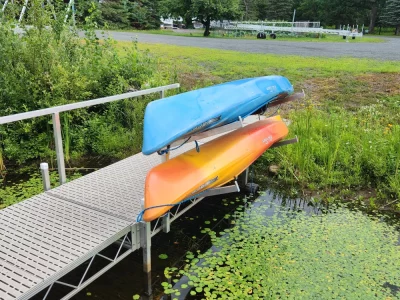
xmin=0 ymin=0 xmax=160 ymax=168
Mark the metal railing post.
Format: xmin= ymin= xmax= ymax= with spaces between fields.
xmin=40 ymin=163 xmax=51 ymax=191
xmin=52 ymin=112 xmax=67 ymax=184
xmin=18 ymin=0 xmax=28 ymax=22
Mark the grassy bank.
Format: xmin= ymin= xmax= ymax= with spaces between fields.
xmin=131 ymin=43 xmax=400 ymax=84
xmin=126 ymin=42 xmax=400 ymax=210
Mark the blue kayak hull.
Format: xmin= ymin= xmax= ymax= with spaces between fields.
xmin=142 ymin=75 xmax=293 ymax=155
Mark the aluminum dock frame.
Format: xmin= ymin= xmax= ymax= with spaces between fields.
xmin=0 ymin=118 xmax=266 ymax=299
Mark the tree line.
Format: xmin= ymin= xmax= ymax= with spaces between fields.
xmin=2 ymin=0 xmax=399 ymax=35
xmin=76 ymin=0 xmax=399 ymax=36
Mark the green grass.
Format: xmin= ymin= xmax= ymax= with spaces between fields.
xmin=259 ymin=105 xmax=400 ymax=207
xmin=122 ymin=43 xmax=400 ymax=95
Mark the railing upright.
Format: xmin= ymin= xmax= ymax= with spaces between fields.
xmin=52 ymin=112 xmax=67 ymax=184
xmin=0 ymin=83 xmax=180 ymax=186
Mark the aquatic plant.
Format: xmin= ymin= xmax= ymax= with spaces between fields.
xmin=163 ymin=199 xmax=400 ymax=299
xmin=0 ymin=171 xmax=81 ymax=208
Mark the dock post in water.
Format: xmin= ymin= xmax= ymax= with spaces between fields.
xmin=238 ymin=168 xmax=249 ymax=187
xmin=162 ymin=213 xmax=171 ymax=233
xmin=40 ymin=162 xmax=51 ymax=191
xmin=141 ymin=199 xmax=152 ymax=296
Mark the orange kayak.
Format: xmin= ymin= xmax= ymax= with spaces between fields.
xmin=143 ymin=116 xmax=288 ymax=222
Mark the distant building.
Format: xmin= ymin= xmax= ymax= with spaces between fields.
xmin=193 ymin=21 xmax=204 ymax=29
xmin=160 ymin=17 xmax=183 ymax=29
xmin=160 ymin=17 xmax=204 ymax=29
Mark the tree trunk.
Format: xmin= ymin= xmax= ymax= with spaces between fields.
xmin=243 ymin=0 xmax=249 ymax=20
xmin=203 ymin=16 xmax=211 ymax=37
xmin=396 ymin=25 xmax=399 ymax=36
xmin=184 ymin=15 xmax=193 ymax=29
xmin=368 ymin=4 xmax=378 ymax=33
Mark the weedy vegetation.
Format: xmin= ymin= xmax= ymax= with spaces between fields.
xmin=0 ymin=0 xmax=174 ymax=207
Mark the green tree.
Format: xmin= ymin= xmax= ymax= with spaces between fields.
xmin=160 ymin=0 xmax=193 ymax=27
xmin=74 ymin=0 xmax=101 ymax=26
xmin=367 ymin=0 xmax=387 ymax=33
xmin=75 ymin=0 xmax=161 ymax=29
xmin=128 ymin=0 xmax=161 ymax=29
xmin=98 ymin=0 xmax=130 ymax=28
xmin=380 ymin=0 xmax=400 ymax=34
xmin=241 ymin=0 xmax=258 ymax=20
xmin=255 ymin=0 xmax=268 ymax=20
xmin=192 ymin=0 xmax=241 ymax=36
xmin=265 ymin=0 xmax=294 ymax=20
xmin=297 ymin=0 xmax=369 ymax=27
xmin=160 ymin=0 xmax=241 ymax=36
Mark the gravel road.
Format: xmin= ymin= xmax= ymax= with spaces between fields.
xmin=98 ymin=30 xmax=400 ymax=61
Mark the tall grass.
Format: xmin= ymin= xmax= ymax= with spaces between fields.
xmin=259 ymin=105 xmax=400 ymax=204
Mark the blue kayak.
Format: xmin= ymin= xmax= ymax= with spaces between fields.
xmin=142 ymin=75 xmax=293 ymax=155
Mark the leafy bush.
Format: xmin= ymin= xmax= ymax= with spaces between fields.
xmin=74 ymin=0 xmax=161 ymax=30
xmin=0 ymin=0 xmax=161 ymax=168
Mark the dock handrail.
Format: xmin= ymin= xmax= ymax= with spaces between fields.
xmin=0 ymin=83 xmax=180 ymax=184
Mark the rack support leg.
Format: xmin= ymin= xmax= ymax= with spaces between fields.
xmin=238 ymin=168 xmax=249 ymax=188
xmin=141 ymin=222 xmax=152 ymax=296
